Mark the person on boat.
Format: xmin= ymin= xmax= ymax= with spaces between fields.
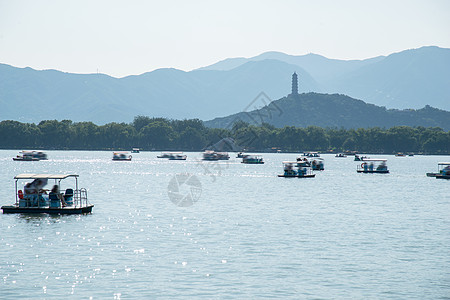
xmin=369 ymin=163 xmax=374 ymax=171
xmin=284 ymin=163 xmax=295 ymax=175
xmin=50 ymin=185 xmax=67 ymax=207
xmin=377 ymin=161 xmax=387 ymax=171
xmin=24 ymin=182 xmax=35 ymax=195
xmin=23 ymin=179 xmax=48 ymax=206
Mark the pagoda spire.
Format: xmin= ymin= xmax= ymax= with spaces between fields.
xmin=291 ymin=72 xmax=298 ymax=95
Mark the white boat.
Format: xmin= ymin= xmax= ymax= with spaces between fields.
xmin=357 ymin=159 xmax=389 ymax=173
xmin=202 ymin=150 xmax=230 ymax=161
xmin=112 ymin=152 xmax=132 ymax=161
xmin=236 ymin=152 xmax=249 ymax=158
xmin=1 ymin=174 xmax=93 ymax=214
xmin=168 ymin=153 xmax=187 ymax=160
xmin=303 ymin=152 xmax=320 ymax=158
xmin=335 ymin=153 xmax=347 ymax=158
xmin=427 ymin=162 xmax=450 ymax=179
xmin=296 ymin=156 xmax=311 ymax=167
xmin=242 ymin=155 xmax=264 ymax=164
xmin=354 ymin=154 xmax=369 ymax=161
xmin=278 ymin=161 xmax=315 ymax=178
xmin=311 ymin=158 xmax=325 ymax=170
xmin=157 ymin=152 xmax=182 ymax=158
xmin=131 ymin=148 xmax=140 ymax=153
xmin=13 ymin=150 xmax=47 ymax=161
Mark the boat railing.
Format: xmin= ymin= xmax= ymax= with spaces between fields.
xmin=74 ymin=188 xmax=88 ymax=207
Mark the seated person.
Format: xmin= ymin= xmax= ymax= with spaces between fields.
xmin=24 ymin=182 xmax=36 ymax=195
xmin=50 ymin=185 xmax=67 ymax=206
xmin=443 ymin=166 xmax=450 ymax=175
xmin=377 ymin=162 xmax=387 ymax=170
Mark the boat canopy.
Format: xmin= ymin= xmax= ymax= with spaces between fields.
xmin=362 ymin=159 xmax=387 ymax=162
xmin=438 ymin=162 xmax=450 ymax=165
xmin=14 ymin=174 xmax=79 ymax=180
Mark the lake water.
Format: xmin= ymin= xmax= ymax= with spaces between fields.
xmin=1 ymin=150 xmax=449 ymax=299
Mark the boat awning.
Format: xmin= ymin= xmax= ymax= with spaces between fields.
xmin=14 ymin=174 xmax=79 ymax=180
xmin=438 ymin=162 xmax=450 ymax=165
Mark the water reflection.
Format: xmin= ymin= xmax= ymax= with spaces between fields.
xmin=0 ymin=151 xmax=449 ymax=298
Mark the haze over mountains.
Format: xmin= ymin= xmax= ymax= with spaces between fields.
xmin=0 ymin=46 xmax=449 ymax=126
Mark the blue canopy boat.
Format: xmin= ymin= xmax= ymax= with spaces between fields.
xmin=1 ymin=174 xmax=93 ymax=214
xmin=242 ymin=155 xmax=264 ymax=164
xmin=278 ymin=161 xmax=315 ymax=178
xmin=357 ymin=159 xmax=389 ymax=174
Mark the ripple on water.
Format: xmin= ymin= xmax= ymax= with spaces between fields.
xmin=0 ymin=151 xmax=449 ymax=298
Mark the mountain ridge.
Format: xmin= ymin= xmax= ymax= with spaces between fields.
xmin=1 ymin=46 xmax=449 ymax=124
xmin=204 ymin=92 xmax=450 ymax=131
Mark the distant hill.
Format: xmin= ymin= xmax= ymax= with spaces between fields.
xmin=1 ymin=46 xmax=449 ymax=124
xmin=325 ymin=46 xmax=450 ymax=110
xmin=0 ymin=60 xmax=318 ymax=124
xmin=198 ymin=51 xmax=385 ymax=83
xmin=204 ymin=93 xmax=450 ymax=131
xmin=200 ymin=46 xmax=450 ymax=111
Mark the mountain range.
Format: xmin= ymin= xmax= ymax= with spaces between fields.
xmin=0 ymin=46 xmax=449 ymax=125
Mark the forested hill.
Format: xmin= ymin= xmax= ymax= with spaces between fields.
xmin=204 ymin=93 xmax=450 ymax=131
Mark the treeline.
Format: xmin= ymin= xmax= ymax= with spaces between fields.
xmin=0 ymin=116 xmax=449 ymax=154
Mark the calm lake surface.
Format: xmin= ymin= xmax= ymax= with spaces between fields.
xmin=1 ymin=150 xmax=449 ymax=299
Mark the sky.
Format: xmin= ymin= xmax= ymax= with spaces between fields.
xmin=0 ymin=0 xmax=449 ymax=78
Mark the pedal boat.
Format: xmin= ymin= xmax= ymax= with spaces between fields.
xmin=12 ymin=150 xmax=47 ymax=161
xmin=427 ymin=162 xmax=450 ymax=179
xmin=1 ymin=174 xmax=93 ymax=214
xmin=168 ymin=153 xmax=187 ymax=160
xmin=357 ymin=159 xmax=389 ymax=174
xmin=112 ymin=152 xmax=132 ymax=161
xmin=242 ymin=155 xmax=264 ymax=164
xmin=278 ymin=162 xmax=315 ymax=178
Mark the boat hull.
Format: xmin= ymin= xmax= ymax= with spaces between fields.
xmin=1 ymin=205 xmax=94 ymax=214
xmin=242 ymin=161 xmax=264 ymax=164
xmin=435 ymin=174 xmax=450 ymax=179
xmin=13 ymin=158 xmax=39 ymax=161
xmin=278 ymin=174 xmax=315 ymax=178
xmin=426 ymin=172 xmax=440 ymax=177
xmin=357 ymin=170 xmax=389 ymax=174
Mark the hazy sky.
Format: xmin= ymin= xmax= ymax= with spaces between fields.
xmin=1 ymin=0 xmax=449 ymax=77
